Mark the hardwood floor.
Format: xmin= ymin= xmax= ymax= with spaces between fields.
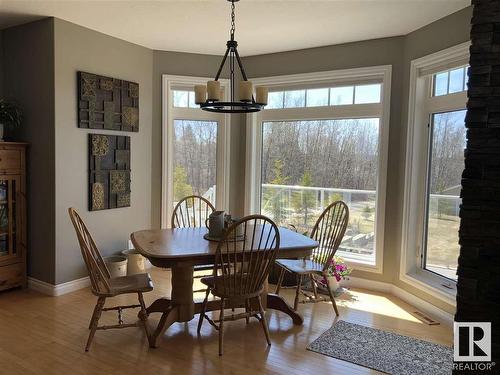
xmin=0 ymin=268 xmax=452 ymax=375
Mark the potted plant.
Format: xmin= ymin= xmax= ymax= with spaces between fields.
xmin=0 ymin=99 xmax=22 ymax=141
xmin=321 ymin=256 xmax=352 ymax=292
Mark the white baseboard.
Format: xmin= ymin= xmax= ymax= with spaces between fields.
xmin=344 ymin=276 xmax=454 ymax=326
xmin=28 ymin=272 xmax=453 ymax=325
xmin=28 ymin=276 xmax=90 ymax=297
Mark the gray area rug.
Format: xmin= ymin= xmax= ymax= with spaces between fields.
xmin=307 ymin=320 xmax=453 ymax=374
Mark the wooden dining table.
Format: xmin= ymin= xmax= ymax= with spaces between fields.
xmin=130 ymin=226 xmax=318 ymax=348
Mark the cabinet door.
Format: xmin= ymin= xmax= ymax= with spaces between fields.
xmin=0 ymin=176 xmax=22 ymax=264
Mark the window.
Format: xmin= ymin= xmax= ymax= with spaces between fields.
xmin=261 ymin=118 xmax=379 ymax=262
xmin=402 ymin=42 xmax=469 ymax=301
xmin=265 ymin=83 xmax=382 ymax=109
xmin=162 ymin=76 xmax=230 ymax=227
xmin=173 ymin=120 xmax=217 ymax=203
xmin=245 ymin=67 xmax=391 ymax=271
xmin=172 ymin=90 xmax=198 ymax=108
xmin=432 ymin=66 xmax=468 ymax=96
xmin=423 ymin=110 xmax=466 ymax=280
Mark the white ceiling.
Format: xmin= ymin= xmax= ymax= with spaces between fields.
xmin=0 ymin=0 xmax=470 ymax=56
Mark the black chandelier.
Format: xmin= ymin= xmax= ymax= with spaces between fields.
xmin=195 ymin=0 xmax=268 ymax=113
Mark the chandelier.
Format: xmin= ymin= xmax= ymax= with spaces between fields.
xmin=195 ymin=0 xmax=268 ymax=113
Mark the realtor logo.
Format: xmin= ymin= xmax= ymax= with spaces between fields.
xmin=454 ymin=322 xmax=491 ymax=362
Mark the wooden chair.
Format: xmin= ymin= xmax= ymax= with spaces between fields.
xmin=68 ymin=207 xmax=153 ymax=351
xmin=274 ymin=201 xmax=349 ymax=316
xmin=171 ymin=195 xmax=215 ymax=229
xmin=197 ymin=215 xmax=280 ymax=356
xmin=172 ymin=195 xmax=216 ymax=292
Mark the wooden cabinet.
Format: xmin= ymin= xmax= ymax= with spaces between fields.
xmin=0 ymin=143 xmax=27 ymax=291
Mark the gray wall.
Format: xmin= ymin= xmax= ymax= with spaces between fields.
xmin=53 ymin=19 xmax=153 ymax=284
xmin=2 ymin=18 xmax=56 ymax=284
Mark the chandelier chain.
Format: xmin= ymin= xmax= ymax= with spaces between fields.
xmin=230 ymin=0 xmax=236 ymax=40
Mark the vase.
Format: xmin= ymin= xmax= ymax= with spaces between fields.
xmin=327 ymin=276 xmax=341 ymax=292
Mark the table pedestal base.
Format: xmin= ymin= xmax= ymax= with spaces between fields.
xmin=266 ymin=293 xmax=303 ymax=325
xmin=143 ymin=266 xmax=304 ymax=347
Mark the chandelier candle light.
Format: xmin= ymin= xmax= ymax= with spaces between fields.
xmin=195 ymin=0 xmax=268 ymax=113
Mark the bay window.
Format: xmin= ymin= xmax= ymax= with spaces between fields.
xmin=246 ymin=67 xmax=391 ymax=272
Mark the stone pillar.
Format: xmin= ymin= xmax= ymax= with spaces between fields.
xmin=456 ymin=0 xmax=500 ymax=368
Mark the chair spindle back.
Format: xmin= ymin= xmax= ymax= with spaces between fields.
xmin=213 ymin=215 xmax=280 ymax=297
xmin=68 ymin=207 xmax=111 ymax=295
xmin=310 ymin=201 xmax=349 ymax=272
xmin=171 ymin=195 xmax=215 ymax=228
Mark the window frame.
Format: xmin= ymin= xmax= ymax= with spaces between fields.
xmin=401 ymin=42 xmax=470 ymax=305
xmin=245 ymin=66 xmax=392 ymax=273
xmin=162 ymin=75 xmax=231 ymax=228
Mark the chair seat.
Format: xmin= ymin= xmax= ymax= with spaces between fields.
xmin=201 ymin=275 xmax=263 ymax=298
xmin=107 ymin=273 xmax=154 ymax=296
xmin=275 ymin=259 xmax=324 ymax=275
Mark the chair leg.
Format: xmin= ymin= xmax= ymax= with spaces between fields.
xmin=310 ymin=274 xmax=318 ymax=299
xmin=325 ymin=280 xmax=340 ymax=316
xmin=86 ymin=297 xmax=105 ymax=352
xmin=257 ymin=296 xmax=271 ymax=346
xmin=137 ymin=292 xmax=150 ymax=338
xmin=219 ymin=298 xmax=225 ymax=356
xmin=245 ymin=299 xmax=250 ymax=324
xmin=88 ymin=298 xmax=101 ymax=329
xmin=294 ymin=274 xmax=303 ymax=311
xmin=197 ymin=288 xmax=210 ymax=334
xmin=275 ymin=267 xmax=285 ymax=295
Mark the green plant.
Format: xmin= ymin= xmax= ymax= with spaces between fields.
xmin=173 ymin=165 xmax=193 ymax=202
xmin=291 ymin=171 xmax=316 ymax=226
xmin=0 ymin=99 xmax=22 ymax=128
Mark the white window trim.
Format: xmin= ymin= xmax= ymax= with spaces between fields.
xmin=161 ymin=75 xmax=231 ymax=228
xmin=400 ymin=42 xmax=470 ymax=306
xmin=244 ymin=66 xmax=392 ymax=274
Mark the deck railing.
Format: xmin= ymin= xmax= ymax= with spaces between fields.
xmin=260 ymin=183 xmax=460 ymax=263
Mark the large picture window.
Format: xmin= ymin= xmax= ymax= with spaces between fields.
xmin=261 ymin=118 xmax=379 ymax=262
xmin=246 ymin=67 xmax=391 ymax=271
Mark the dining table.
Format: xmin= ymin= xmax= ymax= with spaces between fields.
xmin=130 ymin=226 xmax=318 ymax=348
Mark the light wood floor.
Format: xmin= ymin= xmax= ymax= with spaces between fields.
xmin=0 ymin=268 xmax=452 ymax=375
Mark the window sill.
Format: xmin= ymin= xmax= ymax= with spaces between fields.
xmin=400 ymin=270 xmax=456 ymax=306
xmin=339 ymin=253 xmax=381 ymax=274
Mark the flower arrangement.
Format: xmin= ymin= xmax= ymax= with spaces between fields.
xmin=323 ymin=256 xmax=351 ymax=283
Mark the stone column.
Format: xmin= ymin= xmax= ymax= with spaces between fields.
xmin=456 ymin=0 xmax=500 ymax=368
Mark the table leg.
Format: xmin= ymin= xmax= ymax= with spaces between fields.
xmin=149 ymin=306 xmax=179 ymax=348
xmin=262 ymin=278 xmax=304 ymax=325
xmin=171 ymin=265 xmax=195 ymax=322
xmin=144 ymin=265 xmax=196 ymax=347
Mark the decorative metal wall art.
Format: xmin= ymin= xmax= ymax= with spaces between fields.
xmin=89 ymin=134 xmax=131 ymax=211
xmin=78 ymin=71 xmax=139 ymax=132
